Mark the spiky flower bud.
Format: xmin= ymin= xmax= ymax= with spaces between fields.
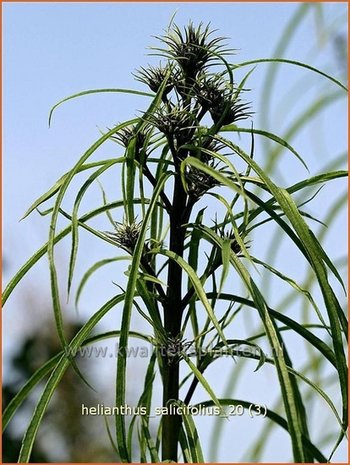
xmin=221 ymin=230 xmax=247 ymax=255
xmin=105 ymin=220 xmax=143 ymax=254
xmin=146 ymin=105 xmax=195 ymax=150
xmin=160 ymin=334 xmax=188 ymax=365
xmin=187 ymin=165 xmax=220 ymax=200
xmin=211 ymin=99 xmax=251 ymax=126
xmin=198 ymin=138 xmax=225 ymax=164
xmin=158 ymin=22 xmax=230 ymax=79
xmin=135 ymin=64 xmax=174 ymax=97
xmin=197 ymin=77 xmax=251 ymax=126
xmin=112 ymin=125 xmax=150 ymax=151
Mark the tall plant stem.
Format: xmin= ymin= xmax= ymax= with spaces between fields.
xmin=162 ymin=166 xmax=188 ymax=461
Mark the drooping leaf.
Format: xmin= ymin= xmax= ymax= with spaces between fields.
xmin=49 ymin=88 xmax=154 ymax=126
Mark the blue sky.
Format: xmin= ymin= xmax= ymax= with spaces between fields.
xmin=3 ymin=2 xmax=348 ymax=462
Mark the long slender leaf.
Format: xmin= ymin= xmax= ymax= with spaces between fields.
xmin=75 ymin=256 xmax=131 ymax=309
xmin=232 ymin=58 xmax=347 ymax=91
xmin=48 ymin=88 xmax=154 ymax=126
xmin=68 ymin=158 xmax=124 ymax=295
xmin=182 ymin=354 xmax=225 ymax=415
xmin=220 ymin=125 xmax=309 ymax=171
xmin=172 ymin=400 xmax=204 ymax=463
xmin=205 ymin=292 xmax=337 ymax=368
xmin=21 ymin=159 xmax=116 ymax=220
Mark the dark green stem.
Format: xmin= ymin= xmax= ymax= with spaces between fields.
xmin=143 ymin=165 xmax=172 ymax=214
xmin=162 ymin=162 xmax=188 ymax=461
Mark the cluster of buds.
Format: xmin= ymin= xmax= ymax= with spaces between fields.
xmin=126 ymin=22 xmax=253 ymax=207
xmin=104 ymin=220 xmax=143 ymax=254
xmin=134 ymin=23 xmax=250 ymax=153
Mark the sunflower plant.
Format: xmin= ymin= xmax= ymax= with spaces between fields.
xmin=3 ymin=21 xmax=347 ymax=463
